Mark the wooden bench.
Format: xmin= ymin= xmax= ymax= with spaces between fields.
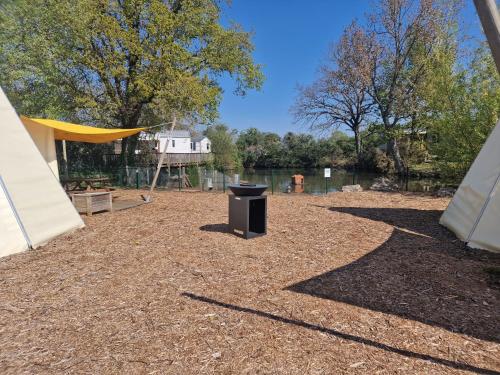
xmin=71 ymin=192 xmax=113 ymax=216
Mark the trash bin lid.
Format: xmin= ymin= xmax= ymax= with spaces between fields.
xmin=228 ymin=184 xmax=268 ymax=196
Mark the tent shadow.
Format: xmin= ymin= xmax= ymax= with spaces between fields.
xmin=287 ymin=207 xmax=500 ymax=343
xmin=182 ymin=292 xmax=497 ymax=375
xmin=329 ymin=207 xmax=450 ymax=239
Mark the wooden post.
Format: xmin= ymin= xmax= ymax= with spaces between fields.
xmin=167 ymin=153 xmax=171 ymax=175
xmin=62 ymin=140 xmax=69 ymax=179
xmin=86 ymin=195 xmax=92 ymax=216
xmin=197 ymin=165 xmax=202 ymax=191
xmin=144 ymin=114 xmax=177 ymax=202
xmin=178 ymin=165 xmax=182 ymax=191
xmin=109 ymin=192 xmax=113 ymax=213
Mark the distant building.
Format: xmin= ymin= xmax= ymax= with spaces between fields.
xmin=191 ymin=135 xmax=211 ymax=153
xmin=147 ymin=130 xmax=211 ymax=154
xmin=110 ymin=130 xmax=212 ymax=166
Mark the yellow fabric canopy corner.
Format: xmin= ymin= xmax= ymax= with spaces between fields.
xmin=20 ymin=116 xmax=146 ymax=143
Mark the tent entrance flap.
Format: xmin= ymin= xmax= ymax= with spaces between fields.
xmin=20 ymin=116 xmax=146 ymax=143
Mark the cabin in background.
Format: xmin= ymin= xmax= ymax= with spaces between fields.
xmin=115 ymin=130 xmax=215 ymax=166
xmin=148 ymin=130 xmax=211 ymax=154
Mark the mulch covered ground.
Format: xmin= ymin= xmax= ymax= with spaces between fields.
xmin=0 ymin=190 xmax=499 ymax=374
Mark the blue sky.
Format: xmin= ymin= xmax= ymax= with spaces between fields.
xmin=217 ymin=0 xmax=485 ymax=136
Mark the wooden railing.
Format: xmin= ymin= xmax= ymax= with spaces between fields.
xmin=103 ymin=153 xmax=213 ymax=167
xmin=158 ymin=152 xmax=213 ymax=165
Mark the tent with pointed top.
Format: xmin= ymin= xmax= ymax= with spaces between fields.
xmin=0 ymin=87 xmax=85 ymax=258
xmin=440 ymin=120 xmax=500 ymax=253
xmin=440 ymin=0 xmax=500 ymax=253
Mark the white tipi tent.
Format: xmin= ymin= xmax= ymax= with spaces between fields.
xmin=0 ymin=87 xmax=84 ymax=258
xmin=440 ymin=120 xmax=500 ymax=253
xmin=441 ymin=0 xmax=500 ymax=253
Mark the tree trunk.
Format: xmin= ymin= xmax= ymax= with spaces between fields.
xmin=387 ymin=138 xmax=406 ymax=175
xmin=119 ymin=109 xmax=142 ymax=169
xmin=120 ymin=137 xmax=129 ymax=169
xmin=127 ymin=134 xmax=139 ymax=166
xmin=353 ymin=128 xmax=362 ymax=166
xmin=381 ymin=113 xmax=406 ymax=176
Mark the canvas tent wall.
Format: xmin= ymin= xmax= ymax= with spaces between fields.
xmin=0 ymin=87 xmax=84 ymax=258
xmin=22 ymin=119 xmax=59 ymax=178
xmin=440 ymin=120 xmax=500 ymax=253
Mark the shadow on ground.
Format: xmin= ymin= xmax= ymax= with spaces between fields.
xmin=200 ymin=223 xmax=229 ymax=234
xmin=329 ymin=207 xmax=452 ymax=239
xmin=182 ymin=292 xmax=498 ymax=375
xmin=287 ymin=207 xmax=500 ymax=343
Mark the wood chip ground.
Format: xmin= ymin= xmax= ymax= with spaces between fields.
xmin=0 ymin=190 xmax=499 ymax=374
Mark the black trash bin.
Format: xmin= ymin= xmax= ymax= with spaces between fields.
xmin=228 ymin=184 xmax=267 ymax=239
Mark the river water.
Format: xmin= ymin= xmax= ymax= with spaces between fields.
xmin=237 ymin=168 xmax=453 ymax=195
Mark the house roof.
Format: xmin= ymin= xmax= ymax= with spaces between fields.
xmin=192 ymin=135 xmax=208 ymax=142
xmin=158 ymin=130 xmax=191 ymax=138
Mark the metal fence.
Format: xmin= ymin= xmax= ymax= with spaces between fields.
xmin=83 ymin=166 xmax=235 ymax=192
xmin=102 ymin=153 xmax=213 ymax=169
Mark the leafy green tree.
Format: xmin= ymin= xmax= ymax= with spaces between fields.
xmin=282 ymin=132 xmax=320 ymax=168
xmin=423 ymin=46 xmax=500 ymax=177
xmin=205 ymin=124 xmax=240 ymax=170
xmin=0 ymin=0 xmax=263 ymax=167
xmin=237 ymin=129 xmax=322 ymax=168
xmin=236 ymin=128 xmax=265 ymax=168
xmin=259 ymin=133 xmax=284 ymax=168
xmin=365 ymin=0 xmax=459 ymax=175
xmin=328 ymin=131 xmax=356 ymax=167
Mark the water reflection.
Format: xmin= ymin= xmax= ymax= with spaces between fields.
xmin=238 ymin=168 xmax=453 ymax=195
xmin=291 ymin=184 xmax=304 ymax=193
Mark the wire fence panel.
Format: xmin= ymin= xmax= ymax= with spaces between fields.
xmin=62 ymin=159 xmax=241 ymax=192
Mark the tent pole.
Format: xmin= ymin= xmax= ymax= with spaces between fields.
xmin=144 ymin=114 xmax=177 ymax=202
xmin=473 ymin=0 xmax=500 ymax=73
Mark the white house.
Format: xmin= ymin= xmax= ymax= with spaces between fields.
xmin=140 ymin=130 xmax=211 ymax=154
xmin=191 ymin=135 xmax=211 ymax=153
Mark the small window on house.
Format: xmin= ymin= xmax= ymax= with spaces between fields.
xmin=207 ymin=143 xmax=210 ymax=151
xmin=191 ymin=142 xmax=196 ymax=151
xmin=172 ymin=139 xmax=175 ymax=147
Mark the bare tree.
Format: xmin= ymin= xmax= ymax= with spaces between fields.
xmin=292 ymin=22 xmax=373 ymax=164
xmin=366 ymin=0 xmax=455 ymax=175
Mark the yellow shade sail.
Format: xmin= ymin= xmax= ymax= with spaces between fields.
xmin=20 ymin=116 xmax=146 ymax=143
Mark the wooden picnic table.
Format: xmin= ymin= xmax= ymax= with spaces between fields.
xmin=61 ymin=177 xmax=112 ymax=192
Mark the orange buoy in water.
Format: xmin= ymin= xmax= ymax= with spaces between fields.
xmin=291 ymin=174 xmax=304 ymax=185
